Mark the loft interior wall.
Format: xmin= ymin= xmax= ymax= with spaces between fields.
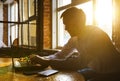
xmin=43 ymin=0 xmax=52 ymax=49
xmin=3 ymin=5 xmax=8 ymax=45
xmin=0 ymin=4 xmax=3 ymax=41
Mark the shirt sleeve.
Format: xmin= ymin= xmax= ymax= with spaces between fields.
xmin=47 ymin=37 xmax=77 ymax=60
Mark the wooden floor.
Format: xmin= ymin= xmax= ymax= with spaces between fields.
xmin=0 ymin=58 xmax=85 ymax=81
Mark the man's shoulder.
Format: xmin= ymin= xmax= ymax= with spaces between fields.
xmin=86 ymin=25 xmax=105 ymax=33
xmin=85 ymin=25 xmax=110 ymax=39
xmin=86 ymin=25 xmax=99 ymax=30
xmin=86 ymin=25 xmax=110 ymax=40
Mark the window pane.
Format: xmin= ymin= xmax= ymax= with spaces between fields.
xmin=10 ymin=2 xmax=18 ymax=44
xmin=11 ymin=25 xmax=18 ymax=43
xmin=19 ymin=25 xmax=22 ymax=45
xmin=10 ymin=2 xmax=18 ymax=22
xmin=57 ymin=10 xmax=70 ymax=47
xmin=22 ymin=24 xmax=28 ymax=45
xmin=23 ymin=0 xmax=28 ymax=21
xmin=29 ymin=0 xmax=35 ymax=16
xmin=58 ymin=0 xmax=71 ymax=7
xmin=29 ymin=20 xmax=36 ymax=46
xmin=19 ymin=0 xmax=23 ymax=22
xmin=76 ymin=1 xmax=93 ymax=25
xmin=95 ymin=0 xmax=112 ymax=38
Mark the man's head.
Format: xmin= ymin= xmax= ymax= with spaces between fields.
xmin=61 ymin=7 xmax=86 ymax=36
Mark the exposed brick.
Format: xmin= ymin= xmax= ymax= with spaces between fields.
xmin=3 ymin=5 xmax=8 ymax=45
xmin=43 ymin=0 xmax=52 ymax=49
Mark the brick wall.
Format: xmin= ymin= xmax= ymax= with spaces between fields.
xmin=3 ymin=5 xmax=8 ymax=45
xmin=43 ymin=0 xmax=52 ymax=49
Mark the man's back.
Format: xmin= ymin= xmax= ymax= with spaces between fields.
xmin=77 ymin=25 xmax=120 ymax=73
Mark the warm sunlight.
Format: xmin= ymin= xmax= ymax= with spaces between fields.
xmin=76 ymin=1 xmax=93 ymax=25
xmin=55 ymin=74 xmax=73 ymax=81
xmin=77 ymin=0 xmax=112 ymax=38
xmin=57 ymin=0 xmax=113 ymax=47
xmin=95 ymin=0 xmax=112 ymax=38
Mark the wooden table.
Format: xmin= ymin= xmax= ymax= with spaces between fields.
xmin=0 ymin=58 xmax=85 ymax=81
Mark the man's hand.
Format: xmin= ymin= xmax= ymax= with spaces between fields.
xmin=29 ymin=54 xmax=50 ymax=66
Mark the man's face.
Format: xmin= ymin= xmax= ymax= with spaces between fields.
xmin=63 ymin=18 xmax=78 ymax=37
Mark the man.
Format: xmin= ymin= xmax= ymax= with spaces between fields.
xmin=30 ymin=7 xmax=120 ymax=80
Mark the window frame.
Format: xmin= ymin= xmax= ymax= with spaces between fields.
xmin=7 ymin=0 xmax=45 ymax=51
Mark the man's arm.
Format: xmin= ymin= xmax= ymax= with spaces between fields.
xmin=30 ymin=37 xmax=77 ymax=64
xmin=47 ymin=37 xmax=78 ymax=60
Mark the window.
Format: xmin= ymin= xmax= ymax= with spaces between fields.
xmin=8 ymin=1 xmax=18 ymax=44
xmin=94 ymin=0 xmax=112 ymax=39
xmin=9 ymin=0 xmax=37 ymax=47
xmin=52 ymin=0 xmax=113 ymax=48
xmin=52 ymin=0 xmax=72 ymax=48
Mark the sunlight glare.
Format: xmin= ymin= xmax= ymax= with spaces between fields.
xmin=77 ymin=0 xmax=112 ymax=38
xmin=95 ymin=0 xmax=112 ymax=38
xmin=76 ymin=1 xmax=93 ymax=25
xmin=55 ymin=74 xmax=73 ymax=81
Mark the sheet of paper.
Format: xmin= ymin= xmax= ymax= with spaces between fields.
xmin=38 ymin=69 xmax=59 ymax=76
